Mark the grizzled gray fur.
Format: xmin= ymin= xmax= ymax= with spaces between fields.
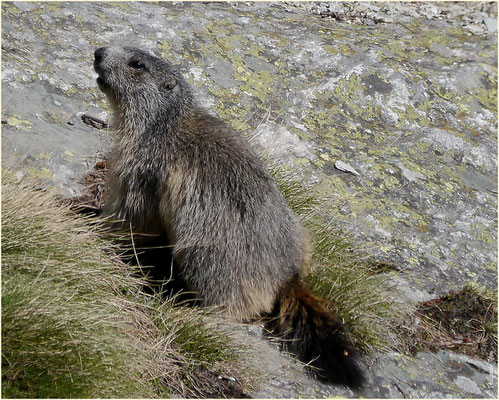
xmin=94 ymin=46 xmax=309 ymax=320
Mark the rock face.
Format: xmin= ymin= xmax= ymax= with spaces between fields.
xmin=2 ymin=2 xmax=496 ymax=398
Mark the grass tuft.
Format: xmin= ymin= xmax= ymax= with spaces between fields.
xmin=273 ymin=170 xmax=404 ymax=353
xmin=1 ymin=171 xmax=248 ymax=398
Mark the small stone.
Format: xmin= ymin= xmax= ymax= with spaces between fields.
xmin=356 ymin=4 xmax=368 ymax=13
xmin=428 ymin=5 xmax=438 ymax=16
xmin=13 ymin=1 xmax=35 ymax=11
xmin=334 ymin=160 xmax=360 ymax=176
xmin=328 ymin=3 xmax=346 ymax=14
xmin=483 ymin=17 xmax=498 ymax=33
xmin=464 ymin=24 xmax=485 ymax=35
xmin=470 ymin=11 xmax=487 ymax=24
xmin=421 ymin=4 xmax=438 ymax=18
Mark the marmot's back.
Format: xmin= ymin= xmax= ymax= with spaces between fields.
xmin=157 ymin=111 xmax=308 ymax=319
xmin=94 ymin=46 xmax=363 ymax=388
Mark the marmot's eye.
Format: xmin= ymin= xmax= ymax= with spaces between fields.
xmin=129 ymin=60 xmax=146 ymax=71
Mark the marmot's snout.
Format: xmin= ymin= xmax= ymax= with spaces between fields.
xmin=94 ymin=47 xmax=111 ymax=92
xmin=94 ymin=47 xmax=106 ymax=72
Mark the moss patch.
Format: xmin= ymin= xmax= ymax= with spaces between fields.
xmin=400 ymin=284 xmax=498 ymax=363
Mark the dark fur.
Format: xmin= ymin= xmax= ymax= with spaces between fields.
xmin=94 ymin=46 xmax=364 ymax=388
xmin=264 ymin=274 xmax=364 ymax=388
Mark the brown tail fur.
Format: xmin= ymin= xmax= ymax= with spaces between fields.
xmin=264 ymin=274 xmax=364 ymax=389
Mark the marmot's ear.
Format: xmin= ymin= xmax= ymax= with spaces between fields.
xmin=162 ymin=76 xmax=178 ymax=91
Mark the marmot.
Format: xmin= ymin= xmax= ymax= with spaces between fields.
xmin=94 ymin=46 xmax=364 ymax=388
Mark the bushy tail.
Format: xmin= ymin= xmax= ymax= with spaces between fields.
xmin=264 ymin=274 xmax=364 ymax=389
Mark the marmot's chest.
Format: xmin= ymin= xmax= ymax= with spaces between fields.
xmin=110 ymin=147 xmax=167 ymax=230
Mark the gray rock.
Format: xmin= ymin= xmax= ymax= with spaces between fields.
xmin=12 ymin=1 xmax=35 ymax=11
xmin=464 ymin=23 xmax=486 ymax=35
xmin=483 ymin=17 xmax=498 ymax=33
xmin=1 ymin=1 xmax=497 ymax=398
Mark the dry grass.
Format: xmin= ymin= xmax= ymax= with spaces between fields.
xmin=397 ymin=283 xmax=498 ymax=363
xmin=1 ymin=171 xmax=249 ymax=398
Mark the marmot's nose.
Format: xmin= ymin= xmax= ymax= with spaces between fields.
xmin=94 ymin=47 xmax=107 ymax=64
xmin=94 ymin=47 xmax=108 ymax=73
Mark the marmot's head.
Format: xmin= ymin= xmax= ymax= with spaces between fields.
xmin=94 ymin=46 xmax=191 ymax=127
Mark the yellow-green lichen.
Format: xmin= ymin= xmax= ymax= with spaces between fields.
xmin=472 ymin=223 xmax=496 ymax=245
xmin=62 ymin=151 xmax=74 ymax=162
xmin=41 ymin=112 xmax=62 ymax=125
xmin=158 ymin=41 xmax=172 ymax=58
xmin=5 ymin=115 xmax=33 ymax=131
xmin=2 ymin=3 xmax=20 ymax=14
xmin=37 ymin=153 xmax=52 ymax=161
xmin=26 ymin=167 xmax=52 ymax=180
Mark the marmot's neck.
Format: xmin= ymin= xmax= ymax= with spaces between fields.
xmin=113 ymin=97 xmax=193 ymax=141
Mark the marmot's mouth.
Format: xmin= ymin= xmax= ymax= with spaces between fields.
xmin=96 ymin=76 xmax=110 ymax=92
xmin=94 ymin=61 xmax=109 ymax=92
